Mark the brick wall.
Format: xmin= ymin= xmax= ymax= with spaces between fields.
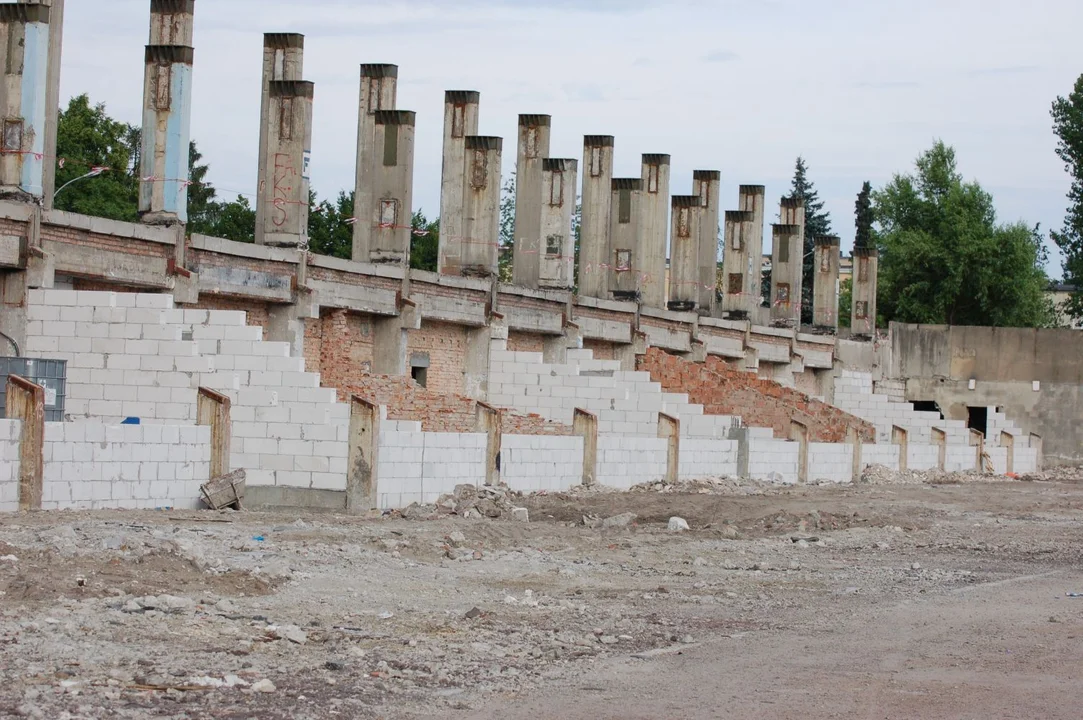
xmin=638 ymin=347 xmax=875 ymax=443
xmin=195 ymin=296 xmax=271 ymax=333
xmin=507 ymin=331 xmax=546 ymax=353
xmin=306 ymin=308 xmax=374 ymax=392
xmin=406 ymin=320 xmax=467 ymax=396
xmin=582 ymin=338 xmax=616 ymax=361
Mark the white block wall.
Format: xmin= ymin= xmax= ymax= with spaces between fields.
xmin=0 ymin=419 xmax=20 ymax=512
xmin=1015 ymin=447 xmax=1039 ymax=474
xmin=42 ymin=422 xmax=210 ymax=510
xmin=945 ymin=445 xmax=978 ymax=472
xmin=24 ymin=289 xmax=350 ymax=492
xmin=376 ymin=429 xmax=487 ymax=510
xmin=907 ymin=444 xmax=940 ymax=471
xmin=501 ymin=434 xmax=584 ymax=493
xmin=861 ymin=443 xmax=900 ymax=470
xmin=678 ymin=438 xmax=739 ymax=480
xmin=808 ymin=442 xmax=854 ymax=484
xmin=487 ymin=344 xmax=737 ymax=439
xmin=748 ymin=439 xmax=800 ymax=484
xmin=596 ymin=436 xmax=668 ymax=489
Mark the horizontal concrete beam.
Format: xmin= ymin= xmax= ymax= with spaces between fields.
xmin=45 ymin=210 xmax=176 ymax=246
xmin=795 ymin=348 xmax=833 ymax=369
xmin=497 ymin=282 xmax=572 ymax=305
xmin=194 ymin=263 xmax=292 ymax=302
xmin=0 ymin=234 xmax=21 ymax=267
xmin=749 ymin=339 xmax=791 ymax=364
xmin=698 ymin=332 xmax=745 ymax=359
xmin=699 ymin=316 xmax=749 ymax=333
xmin=190 ymin=234 xmax=300 ymax=264
xmin=413 ymin=290 xmax=488 ymax=326
xmin=244 ymin=485 xmax=346 ymax=512
xmin=502 ymin=304 xmax=564 ymax=335
xmin=410 ymin=268 xmax=490 ymax=293
xmin=751 ymin=323 xmax=796 ymax=340
xmin=640 ymin=322 xmax=692 ymax=353
xmin=640 ymin=304 xmax=698 ymax=326
xmin=576 ymin=314 xmax=632 ymax=344
xmin=309 ymin=278 xmax=398 ymax=316
xmin=575 ymin=294 xmax=637 ymax=315
xmin=309 ymin=253 xmax=406 ymax=282
xmin=44 ymin=239 xmax=170 ymax=288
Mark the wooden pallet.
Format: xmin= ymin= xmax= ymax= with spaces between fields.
xmin=200 ymin=469 xmax=246 ymax=510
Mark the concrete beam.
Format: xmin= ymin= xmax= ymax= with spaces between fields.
xmin=44 ymin=239 xmax=169 ymax=287
xmin=194 ymin=263 xmax=292 ymax=302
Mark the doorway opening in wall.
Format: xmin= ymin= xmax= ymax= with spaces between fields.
xmin=410 ymin=352 xmax=430 ymax=388
xmin=967 ymin=406 xmax=988 ymax=437
xmin=912 ymin=400 xmax=942 ymax=418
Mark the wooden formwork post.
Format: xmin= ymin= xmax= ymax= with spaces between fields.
xmin=790 ymin=420 xmax=809 ymax=484
xmin=892 ymin=425 xmax=908 ymax=472
xmin=846 ymin=425 xmax=862 ymax=483
xmin=1029 ymin=433 xmax=1043 ymax=472
xmin=931 ymin=427 xmax=947 ymax=471
xmin=5 ymin=375 xmax=44 ymax=511
xmin=572 ymin=408 xmax=598 ymax=487
xmin=657 ymin=413 xmax=680 ymax=484
xmin=1000 ymin=431 xmax=1015 ymax=475
xmin=196 ymin=387 xmax=232 ymax=480
xmin=969 ymin=429 xmax=985 ymax=471
xmin=476 ymin=401 xmax=502 ymax=486
xmin=346 ymin=396 xmax=380 ymax=512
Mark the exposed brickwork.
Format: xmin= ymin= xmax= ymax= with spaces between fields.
xmin=305 ymin=308 xmax=374 ymax=390
xmin=507 ymin=331 xmax=546 ymax=353
xmin=407 ymin=320 xmax=467 ymax=396
xmin=582 ymin=338 xmax=616 ymax=361
xmin=71 ymin=279 xmax=156 ymax=295
xmin=194 ymin=296 xmax=271 ymax=334
xmin=639 ymin=347 xmax=875 ymax=443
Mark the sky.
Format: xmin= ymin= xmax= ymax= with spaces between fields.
xmin=60 ymin=0 xmax=1083 ymax=275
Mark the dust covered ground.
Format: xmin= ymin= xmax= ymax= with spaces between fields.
xmin=1 ymin=467 xmax=1082 ymax=719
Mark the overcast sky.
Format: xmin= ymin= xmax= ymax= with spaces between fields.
xmin=61 ymin=0 xmax=1082 ymax=274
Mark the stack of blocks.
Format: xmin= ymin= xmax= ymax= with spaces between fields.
xmin=375 ymin=421 xmax=487 ymax=509
xmin=0 ymin=420 xmax=20 ymax=512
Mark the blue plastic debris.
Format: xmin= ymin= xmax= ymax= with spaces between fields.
xmin=121 ymin=417 xmax=141 ymax=425
xmin=253 ymin=536 xmax=265 ymax=542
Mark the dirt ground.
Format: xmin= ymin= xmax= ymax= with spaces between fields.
xmin=1 ymin=468 xmax=1082 ymax=719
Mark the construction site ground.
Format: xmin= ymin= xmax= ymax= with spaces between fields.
xmin=1 ymin=467 xmax=1082 ymax=719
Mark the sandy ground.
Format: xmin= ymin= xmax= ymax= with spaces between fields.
xmin=1 ymin=469 xmax=1081 ymax=719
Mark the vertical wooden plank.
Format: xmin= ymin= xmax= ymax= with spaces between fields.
xmin=931 ymin=427 xmax=947 ymax=471
xmin=657 ymin=412 xmax=680 ymax=484
xmin=6 ymin=375 xmax=44 ymax=511
xmin=846 ymin=425 xmax=862 ymax=483
xmin=476 ymin=401 xmax=502 ymax=486
xmin=969 ymin=429 xmax=985 ymax=471
xmin=196 ymin=387 xmax=231 ymax=479
xmin=1029 ymin=433 xmax=1043 ymax=472
xmin=1001 ymin=431 xmax=1015 ymax=475
xmin=572 ymin=408 xmax=597 ymax=487
xmin=346 ymin=396 xmax=379 ymax=512
xmin=892 ymin=425 xmax=908 ymax=472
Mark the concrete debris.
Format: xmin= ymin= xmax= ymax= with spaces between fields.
xmin=250 ymin=679 xmax=276 ymax=693
xmin=269 ymin=624 xmax=307 ymax=644
xmin=396 ymin=484 xmax=527 ymax=521
xmin=511 ymin=507 xmax=530 ymax=522
xmin=667 ymin=517 xmax=690 ymax=532
xmin=860 ymin=465 xmax=1005 ymax=486
xmin=602 ymin=512 xmax=638 ymax=529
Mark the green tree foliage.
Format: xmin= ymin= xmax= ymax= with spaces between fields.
xmin=788 ymin=157 xmax=833 ymax=322
xmin=197 ymin=195 xmax=255 ymax=243
xmin=854 ymin=181 xmax=873 ymax=249
xmin=498 ymin=173 xmax=515 ymax=282
xmin=54 ymin=95 xmax=139 ymax=220
xmin=1052 ymin=74 xmax=1083 ymax=322
xmin=185 ymin=141 xmax=216 ymax=232
xmin=838 ymin=277 xmax=852 ymax=328
xmin=410 ymin=210 xmax=439 ymax=272
xmin=875 ymin=141 xmax=1056 ymax=328
xmin=307 ymin=190 xmax=353 ymax=258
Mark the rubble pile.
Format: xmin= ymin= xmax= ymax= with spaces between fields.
xmin=396 ymin=484 xmax=530 ymax=522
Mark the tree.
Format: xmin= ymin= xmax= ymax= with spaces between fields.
xmin=874 ymin=141 xmax=1056 ymax=327
xmin=198 ymin=195 xmax=255 ymax=243
xmin=308 ymin=190 xmax=353 ymax=259
xmin=1052 ymin=74 xmax=1083 ymax=322
xmin=54 ymin=94 xmax=139 ymax=221
xmin=788 ymin=157 xmax=833 ymax=323
xmin=186 ymin=141 xmax=216 ymax=233
xmin=498 ymin=173 xmax=515 ymax=282
xmin=838 ymin=277 xmax=852 ymax=328
xmin=410 ymin=210 xmax=439 ymax=272
xmin=854 ymin=181 xmax=873 ymax=249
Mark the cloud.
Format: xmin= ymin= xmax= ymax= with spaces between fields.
xmin=704 ymin=50 xmax=739 ymax=63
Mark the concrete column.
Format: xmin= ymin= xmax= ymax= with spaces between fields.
xmin=18 ymin=0 xmax=62 ymax=209
xmin=573 ymin=409 xmax=598 ymax=486
xmin=363 ymin=110 xmax=415 ymax=265
xmin=608 ymin=178 xmax=642 ymax=300
xmin=769 ymin=224 xmax=802 ymax=325
xmin=893 ymin=425 xmax=909 ymax=471
xmin=372 ymin=298 xmax=419 ymax=376
xmin=638 ymin=154 xmax=670 ymax=308
xmin=351 ymin=63 xmax=398 ymax=262
xmin=437 ymin=90 xmax=480 ymax=275
xmin=931 ymin=426 xmax=947 ymax=470
xmin=464 ymin=326 xmax=490 ymax=399
xmin=850 ymin=247 xmax=879 ymax=337
xmin=538 ymin=158 xmax=577 ymax=290
xmin=459 ymin=136 xmax=502 ymax=277
xmin=138 ymin=0 xmax=194 ymax=225
xmin=658 ymin=413 xmax=680 ymax=484
xmin=578 ymin=135 xmax=614 ymax=298
xmin=720 ymin=210 xmax=754 ymax=317
xmin=511 ymin=114 xmax=551 ymax=288
xmin=693 ymin=170 xmax=720 ymax=314
xmin=738 ymin=185 xmax=765 ymax=311
xmin=346 ymin=396 xmax=380 ymax=512
xmin=790 ymin=420 xmax=809 ymax=484
xmin=258 ymin=80 xmax=313 ymax=248
xmin=0 ymin=4 xmax=51 ymax=200
xmin=667 ymin=195 xmax=702 ymax=312
xmin=254 ymin=33 xmax=303 ymax=245
xmin=812 ymin=235 xmax=840 ymax=329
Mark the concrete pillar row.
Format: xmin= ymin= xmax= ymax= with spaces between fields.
xmin=638 ymin=153 xmax=670 ymax=309
xmin=538 ymin=157 xmax=577 ymax=290
xmin=257 ymin=80 xmax=313 ymax=248
xmin=351 ymin=63 xmax=398 ymax=262
xmin=692 ymin=170 xmax=721 ymax=315
xmin=608 ymin=178 xmax=642 ymax=300
xmin=813 ymin=235 xmax=841 ymax=329
xmin=720 ymin=209 xmax=754 ymax=318
xmin=667 ymin=195 xmax=703 ymax=312
xmin=578 ymin=135 xmax=614 ymax=299
xmin=0 ymin=3 xmax=51 ymax=201
xmin=366 ymin=110 xmax=415 ymax=265
xmin=511 ymin=114 xmax=551 ymax=289
xmin=438 ymin=90 xmax=480 ymax=275
xmin=254 ymin=32 xmax=303 ymax=246
xmin=770 ymin=221 xmax=803 ymax=325
xmin=138 ymin=0 xmax=195 ymax=226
